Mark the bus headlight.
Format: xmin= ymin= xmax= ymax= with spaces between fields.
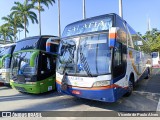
xmin=93 ymin=80 xmax=110 ymax=87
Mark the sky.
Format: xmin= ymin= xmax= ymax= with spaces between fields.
xmin=0 ymin=0 xmax=160 ymax=40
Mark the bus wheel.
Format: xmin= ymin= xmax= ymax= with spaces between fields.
xmin=124 ymin=80 xmax=134 ymax=97
xmin=145 ymin=68 xmax=150 ymax=79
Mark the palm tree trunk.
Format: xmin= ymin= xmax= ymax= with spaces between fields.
xmin=24 ymin=16 xmax=27 ymax=38
xmin=14 ymin=27 xmax=17 ymax=42
xmin=38 ymin=1 xmax=41 ymax=36
xmin=4 ymin=34 xmax=6 ymax=44
xmin=14 ymin=18 xmax=17 ymax=42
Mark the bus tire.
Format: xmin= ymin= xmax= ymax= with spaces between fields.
xmin=124 ymin=75 xmax=134 ymax=97
xmin=145 ymin=68 xmax=150 ymax=79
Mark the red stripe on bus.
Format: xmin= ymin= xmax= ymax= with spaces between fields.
xmin=46 ymin=43 xmax=51 ymax=46
xmin=109 ymin=33 xmax=117 ymax=39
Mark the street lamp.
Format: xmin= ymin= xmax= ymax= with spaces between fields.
xmin=58 ymin=0 xmax=61 ymax=37
xmin=83 ymin=0 xmax=86 ymax=19
xmin=119 ymin=0 xmax=123 ymax=18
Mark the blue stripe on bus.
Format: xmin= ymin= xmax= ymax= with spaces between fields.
xmin=112 ymin=73 xmax=126 ymax=84
xmin=46 ymin=46 xmax=50 ymax=52
xmin=109 ymin=38 xmax=115 ymax=47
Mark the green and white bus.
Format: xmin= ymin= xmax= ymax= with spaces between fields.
xmin=0 ymin=43 xmax=16 ymax=85
xmin=10 ymin=36 xmax=59 ymax=94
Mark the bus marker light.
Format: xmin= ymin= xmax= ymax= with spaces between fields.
xmin=72 ymin=90 xmax=81 ymax=95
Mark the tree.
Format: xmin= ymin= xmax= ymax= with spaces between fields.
xmin=143 ymin=28 xmax=160 ymax=52
xmin=31 ymin=0 xmax=55 ymax=35
xmin=11 ymin=0 xmax=38 ymax=38
xmin=2 ymin=14 xmax=24 ymax=41
xmin=0 ymin=24 xmax=14 ymax=44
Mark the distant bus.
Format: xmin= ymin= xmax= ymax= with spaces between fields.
xmin=0 ymin=43 xmax=15 ymax=85
xmin=151 ymin=52 xmax=160 ymax=67
xmin=56 ymin=13 xmax=152 ymax=102
xmin=10 ymin=36 xmax=59 ymax=94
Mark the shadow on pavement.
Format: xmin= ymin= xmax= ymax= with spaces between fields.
xmin=1 ymin=68 xmax=160 ymax=112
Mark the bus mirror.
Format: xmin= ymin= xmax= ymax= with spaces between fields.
xmin=108 ymin=27 xmax=119 ymax=48
xmin=46 ymin=37 xmax=60 ymax=52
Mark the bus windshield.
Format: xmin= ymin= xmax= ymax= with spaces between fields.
xmin=57 ymin=34 xmax=111 ymax=76
xmin=62 ymin=16 xmax=112 ymax=37
xmin=0 ymin=46 xmax=12 ymax=57
xmin=12 ymin=51 xmax=37 ymax=76
xmin=14 ymin=38 xmax=39 ymax=52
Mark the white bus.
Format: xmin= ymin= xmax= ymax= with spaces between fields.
xmin=56 ymin=13 xmax=152 ymax=102
xmin=0 ymin=43 xmax=15 ymax=85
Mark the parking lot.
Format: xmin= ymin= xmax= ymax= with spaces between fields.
xmin=0 ymin=68 xmax=160 ymax=114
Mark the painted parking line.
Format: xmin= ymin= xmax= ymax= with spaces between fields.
xmin=134 ymin=91 xmax=160 ymax=96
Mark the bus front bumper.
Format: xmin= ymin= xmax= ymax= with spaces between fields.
xmin=56 ymin=82 xmax=124 ymax=102
xmin=10 ymin=80 xmax=41 ymax=94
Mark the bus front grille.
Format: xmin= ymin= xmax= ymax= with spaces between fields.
xmin=15 ymin=86 xmax=27 ymax=92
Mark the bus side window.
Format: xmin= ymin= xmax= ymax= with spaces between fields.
xmin=113 ymin=42 xmax=127 ymax=78
xmin=114 ymin=42 xmax=122 ymax=66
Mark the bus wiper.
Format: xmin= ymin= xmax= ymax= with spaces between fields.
xmin=62 ymin=44 xmax=76 ymax=74
xmin=60 ymin=42 xmax=76 ymax=90
xmin=80 ymin=52 xmax=92 ymax=77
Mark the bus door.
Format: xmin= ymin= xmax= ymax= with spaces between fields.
xmin=135 ymin=51 xmax=142 ymax=74
xmin=38 ymin=52 xmax=56 ymax=92
xmin=112 ymin=42 xmax=127 ymax=82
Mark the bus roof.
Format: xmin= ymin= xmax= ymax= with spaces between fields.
xmin=14 ymin=35 xmax=58 ymax=52
xmin=0 ymin=43 xmax=16 ymax=48
xmin=64 ymin=13 xmax=118 ymax=27
xmin=16 ymin=35 xmax=57 ymax=43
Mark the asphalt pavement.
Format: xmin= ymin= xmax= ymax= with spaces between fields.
xmin=0 ymin=68 xmax=160 ymax=113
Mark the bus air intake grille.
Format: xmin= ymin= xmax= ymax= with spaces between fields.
xmin=17 ymin=75 xmax=25 ymax=83
xmin=15 ymin=86 xmax=27 ymax=92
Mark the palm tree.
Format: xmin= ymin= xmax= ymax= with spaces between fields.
xmin=31 ymin=0 xmax=55 ymax=35
xmin=0 ymin=24 xmax=14 ymax=44
xmin=11 ymin=0 xmax=38 ymax=38
xmin=2 ymin=14 xmax=24 ymax=41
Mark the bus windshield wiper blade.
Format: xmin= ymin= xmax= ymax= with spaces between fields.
xmin=80 ymin=52 xmax=92 ymax=77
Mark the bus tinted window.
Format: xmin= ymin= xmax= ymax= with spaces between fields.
xmin=14 ymin=38 xmax=38 ymax=51
xmin=115 ymin=16 xmax=127 ymax=45
xmin=127 ymin=24 xmax=139 ymax=50
xmin=62 ymin=16 xmax=112 ymax=37
xmin=38 ymin=37 xmax=51 ymax=50
xmin=50 ymin=44 xmax=59 ymax=53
